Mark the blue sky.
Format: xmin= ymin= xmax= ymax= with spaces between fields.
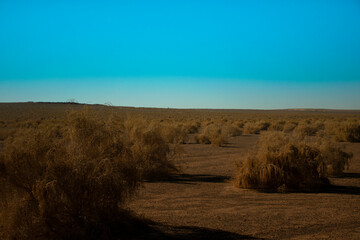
xmin=1 ymin=0 xmax=359 ymax=109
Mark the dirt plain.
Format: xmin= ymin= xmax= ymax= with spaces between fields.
xmin=1 ymin=103 xmax=360 ymax=239
xmin=129 ymin=135 xmax=360 ymax=240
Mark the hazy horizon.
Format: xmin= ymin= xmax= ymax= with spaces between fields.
xmin=1 ymin=1 xmax=360 ymax=109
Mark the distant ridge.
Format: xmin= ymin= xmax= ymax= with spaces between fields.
xmin=283 ymin=108 xmax=341 ymax=111
xmin=281 ymin=108 xmax=360 ymax=112
xmin=32 ymin=101 xmax=82 ymax=105
xmin=0 ymin=102 xmax=359 ymax=113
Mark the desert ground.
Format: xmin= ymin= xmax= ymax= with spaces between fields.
xmin=130 ymin=135 xmax=360 ymax=239
xmin=1 ymin=103 xmax=359 ymax=239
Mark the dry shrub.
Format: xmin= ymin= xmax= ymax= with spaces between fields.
xmin=294 ymin=121 xmax=324 ymax=137
xmin=283 ymin=121 xmax=298 ymax=133
xmin=235 ymin=121 xmax=245 ymax=128
xmin=160 ymin=123 xmax=189 ymax=144
xmin=195 ymin=124 xmax=227 ymax=146
xmin=0 ymin=111 xmax=176 ymax=239
xmin=184 ymin=121 xmax=201 ymax=134
xmin=243 ymin=121 xmax=270 ymax=134
xmin=0 ymin=128 xmax=15 ymax=141
xmin=234 ymin=131 xmax=352 ymax=191
xmin=130 ymin=136 xmax=177 ymax=179
xmin=122 ymin=117 xmax=178 ymax=179
xmin=223 ymin=124 xmax=243 ymax=137
xmin=268 ymin=121 xmax=285 ymax=131
xmin=195 ymin=134 xmax=211 ymax=145
xmin=294 ymin=123 xmax=317 ymax=137
xmin=329 ymin=121 xmax=360 ymax=142
xmin=318 ymin=140 xmax=352 ymax=176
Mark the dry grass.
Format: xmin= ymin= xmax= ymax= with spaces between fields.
xmin=122 ymin=118 xmax=178 ymax=180
xmin=222 ymin=124 xmax=243 ymax=137
xmin=184 ymin=121 xmax=201 ymax=134
xmin=234 ymin=131 xmax=353 ymax=191
xmin=160 ymin=123 xmax=189 ymax=144
xmin=327 ymin=121 xmax=360 ymax=142
xmin=1 ymin=103 xmax=360 ymax=238
xmin=293 ymin=121 xmax=324 ymax=137
xmin=318 ymin=139 xmax=352 ymax=176
xmin=0 ymin=110 xmax=176 ymax=239
xmin=282 ymin=121 xmax=298 ymax=133
xmin=267 ymin=121 xmax=286 ymax=131
xmin=243 ymin=121 xmax=270 ymax=134
xmin=186 ymin=121 xmax=241 ymax=146
xmin=195 ymin=124 xmax=227 ymax=146
xmin=0 ymin=128 xmax=15 ymax=141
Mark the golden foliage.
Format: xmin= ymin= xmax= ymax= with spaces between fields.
xmin=0 ymin=110 xmax=176 ymax=239
xmin=195 ymin=124 xmax=227 ymax=146
xmin=234 ymin=131 xmax=352 ymax=191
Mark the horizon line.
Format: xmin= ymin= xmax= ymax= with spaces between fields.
xmin=1 ymin=101 xmax=360 ymax=112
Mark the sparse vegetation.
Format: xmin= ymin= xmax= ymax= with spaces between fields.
xmin=0 ymin=103 xmax=360 ymax=239
xmin=268 ymin=120 xmax=285 ymax=131
xmin=0 ymin=110 xmax=176 ymax=239
xmin=243 ymin=121 xmax=270 ymax=134
xmin=294 ymin=121 xmax=324 ymax=137
xmin=327 ymin=121 xmax=360 ymax=143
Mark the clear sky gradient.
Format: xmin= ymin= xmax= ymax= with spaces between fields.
xmin=1 ymin=0 xmax=359 ymax=109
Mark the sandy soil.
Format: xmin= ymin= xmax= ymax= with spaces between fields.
xmin=129 ymin=135 xmax=360 ymax=240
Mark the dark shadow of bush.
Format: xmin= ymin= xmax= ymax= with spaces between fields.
xmin=132 ymin=223 xmax=262 ymax=240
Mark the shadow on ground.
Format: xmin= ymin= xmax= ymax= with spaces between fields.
xmin=152 ymin=174 xmax=231 ymax=184
xmin=133 ymin=224 xmax=262 ymax=240
xmin=320 ymin=184 xmax=360 ymax=195
xmin=221 ymin=144 xmax=240 ymax=149
xmin=333 ymin=172 xmax=360 ymax=179
xmin=256 ymin=184 xmax=360 ymax=195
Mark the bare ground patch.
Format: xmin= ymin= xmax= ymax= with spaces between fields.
xmin=129 ymin=135 xmax=360 ymax=239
